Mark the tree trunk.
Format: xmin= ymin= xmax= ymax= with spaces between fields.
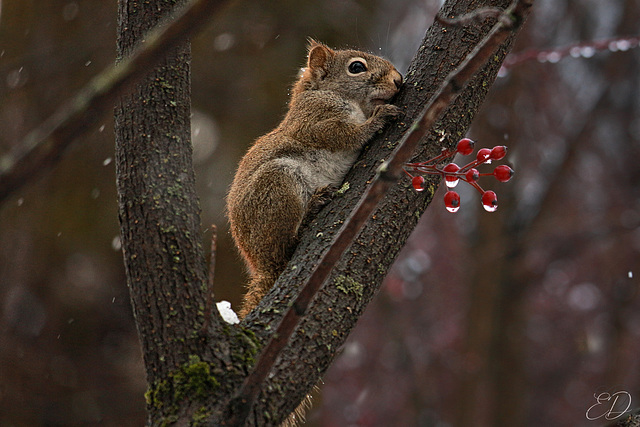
xmin=114 ymin=0 xmax=224 ymax=423
xmin=114 ymin=0 xmax=532 ymax=425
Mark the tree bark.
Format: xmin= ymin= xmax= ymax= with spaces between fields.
xmin=114 ymin=0 xmax=227 ymax=423
xmin=114 ymin=0 xmax=532 ymax=425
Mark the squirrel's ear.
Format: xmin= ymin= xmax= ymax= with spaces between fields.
xmin=307 ymin=39 xmax=334 ymax=78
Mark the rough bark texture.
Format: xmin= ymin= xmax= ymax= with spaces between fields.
xmin=116 ymin=0 xmax=203 ymax=369
xmin=114 ymin=0 xmax=228 ymax=423
xmin=114 ymin=0 xmax=531 ymax=425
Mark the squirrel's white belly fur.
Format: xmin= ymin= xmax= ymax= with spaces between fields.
xmin=273 ymin=101 xmax=365 ymax=201
xmin=275 ymin=149 xmax=358 ymax=202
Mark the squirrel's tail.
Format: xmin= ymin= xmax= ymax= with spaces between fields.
xmin=238 ymin=274 xmax=278 ymax=318
xmin=281 ymin=393 xmax=314 ymax=427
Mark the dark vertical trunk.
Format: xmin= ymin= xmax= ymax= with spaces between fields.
xmin=114 ymin=0 xmax=212 ymax=421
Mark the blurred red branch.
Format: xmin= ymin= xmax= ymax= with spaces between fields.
xmin=500 ymin=35 xmax=640 ymax=74
xmin=0 ymin=0 xmax=230 ymax=206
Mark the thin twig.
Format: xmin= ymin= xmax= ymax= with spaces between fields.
xmin=436 ymin=6 xmax=505 ymax=26
xmin=208 ymin=225 xmax=218 ymax=292
xmin=0 ymin=0 xmax=230 ymax=205
xmin=226 ymin=0 xmax=533 ymax=424
xmin=201 ymin=225 xmax=218 ymax=334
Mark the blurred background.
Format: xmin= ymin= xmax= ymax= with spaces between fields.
xmin=1 ymin=0 xmax=639 ymax=426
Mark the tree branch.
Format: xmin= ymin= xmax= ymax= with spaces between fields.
xmin=500 ymin=35 xmax=640 ymax=73
xmin=229 ymin=0 xmax=533 ymax=424
xmin=0 ymin=0 xmax=230 ymax=206
xmin=201 ymin=225 xmax=218 ymax=334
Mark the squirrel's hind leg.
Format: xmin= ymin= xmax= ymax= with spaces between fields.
xmin=236 ymin=169 xmax=306 ymax=318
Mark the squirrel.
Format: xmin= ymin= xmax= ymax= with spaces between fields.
xmin=227 ymin=39 xmax=403 ymax=319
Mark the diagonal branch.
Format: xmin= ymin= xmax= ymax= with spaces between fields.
xmin=0 ymin=0 xmax=230 ymax=206
xmin=227 ymin=0 xmax=533 ymax=423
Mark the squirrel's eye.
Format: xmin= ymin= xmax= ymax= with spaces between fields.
xmin=348 ymin=60 xmax=367 ymax=74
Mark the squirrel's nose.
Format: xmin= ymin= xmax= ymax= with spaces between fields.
xmin=393 ymin=73 xmax=403 ymax=90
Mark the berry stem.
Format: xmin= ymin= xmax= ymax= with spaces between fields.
xmin=459 ymin=158 xmax=486 ymax=171
xmin=406 ymin=149 xmax=453 ymax=167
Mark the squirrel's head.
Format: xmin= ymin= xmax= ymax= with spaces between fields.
xmin=294 ymin=39 xmax=403 ymax=117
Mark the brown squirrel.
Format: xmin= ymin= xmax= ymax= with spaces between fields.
xmin=227 ymin=40 xmax=402 ymax=318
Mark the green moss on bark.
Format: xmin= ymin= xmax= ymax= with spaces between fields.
xmin=334 ymin=275 xmax=364 ymax=299
xmin=144 ymin=355 xmax=221 ymax=423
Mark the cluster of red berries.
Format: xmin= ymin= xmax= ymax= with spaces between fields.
xmin=405 ymin=138 xmax=514 ymax=212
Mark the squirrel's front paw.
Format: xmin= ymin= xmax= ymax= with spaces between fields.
xmin=374 ymin=104 xmax=403 ymax=120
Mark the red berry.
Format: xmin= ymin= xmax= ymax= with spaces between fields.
xmin=477 ymin=148 xmax=491 ymax=163
xmin=443 ymin=163 xmax=460 ymax=188
xmin=412 ymin=175 xmax=425 ymax=192
xmin=443 ymin=163 xmax=460 ymax=173
xmin=493 ymin=165 xmax=514 ymax=182
xmin=456 ymin=138 xmax=475 ymax=155
xmin=465 ymin=168 xmax=480 ymax=182
xmin=444 ymin=191 xmax=461 ymax=213
xmin=481 ymin=190 xmax=498 ymax=212
xmin=490 ymin=145 xmax=507 ymax=160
